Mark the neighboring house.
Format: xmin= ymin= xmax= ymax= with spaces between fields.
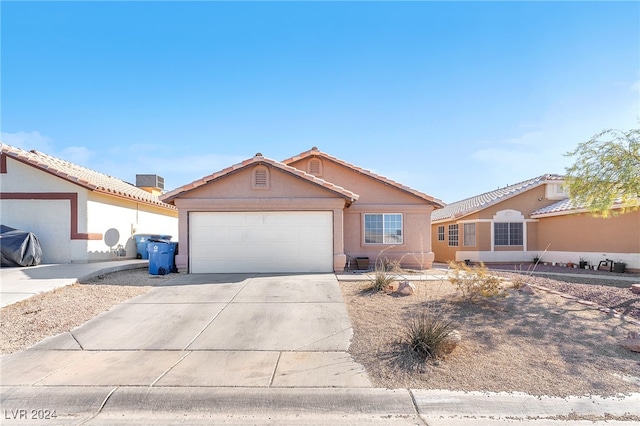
xmin=0 ymin=144 xmax=178 ymax=263
xmin=160 ymin=147 xmax=444 ymax=273
xmin=431 ymin=174 xmax=639 ymax=271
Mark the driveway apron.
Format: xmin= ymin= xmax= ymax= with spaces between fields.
xmin=1 ymin=274 xmax=371 ymax=388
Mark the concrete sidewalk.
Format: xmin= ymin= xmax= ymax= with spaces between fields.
xmin=0 ymin=259 xmax=148 ymax=308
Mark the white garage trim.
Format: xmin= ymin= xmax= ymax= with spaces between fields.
xmin=189 ymin=211 xmax=333 ymax=273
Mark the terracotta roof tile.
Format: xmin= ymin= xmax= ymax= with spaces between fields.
xmin=432 ymin=174 xmax=564 ymax=222
xmin=1 ymin=143 xmax=175 ymax=210
xmin=160 ymin=153 xmax=360 ymax=204
xmin=282 ymin=147 xmax=444 ymax=208
xmin=530 ymin=198 xmax=579 ymax=216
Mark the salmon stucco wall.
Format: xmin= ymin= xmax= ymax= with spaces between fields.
xmin=431 ymin=186 xmax=562 ymax=264
xmin=536 ymin=210 xmax=640 ymax=270
xmin=171 ymin=165 xmax=350 ymax=272
xmin=288 ymin=156 xmax=437 ymax=269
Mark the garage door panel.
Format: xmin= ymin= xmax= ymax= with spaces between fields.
xmin=189 ymin=212 xmax=333 ymax=273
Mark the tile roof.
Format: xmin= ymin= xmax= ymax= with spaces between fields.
xmin=160 ymin=153 xmax=360 ymax=205
xmin=282 ymin=147 xmax=445 ymax=208
xmin=431 ymin=174 xmax=565 ymax=222
xmin=1 ymin=143 xmax=175 ymax=210
xmin=530 ymin=198 xmax=580 ymax=217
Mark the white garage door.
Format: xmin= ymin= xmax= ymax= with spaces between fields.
xmin=189 ymin=211 xmax=333 ymax=273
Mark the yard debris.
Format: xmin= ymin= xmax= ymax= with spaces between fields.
xmin=519 ymin=283 xmax=536 ymax=294
xmin=441 ymin=330 xmax=461 ymax=354
xmin=395 ymin=280 xmax=415 ymax=296
xmin=619 ymin=331 xmax=640 ymax=353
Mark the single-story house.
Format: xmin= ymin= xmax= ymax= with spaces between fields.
xmin=0 ymin=144 xmax=178 ymax=263
xmin=160 ymin=147 xmax=444 ymax=273
xmin=431 ymin=174 xmax=640 ymax=271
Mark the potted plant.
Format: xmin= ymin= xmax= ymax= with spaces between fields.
xmin=532 ymin=255 xmax=540 ymax=265
xmin=579 ymin=257 xmax=588 ymax=269
xmin=613 ymin=260 xmax=626 ymax=273
xmin=567 ymin=261 xmax=575 ymax=268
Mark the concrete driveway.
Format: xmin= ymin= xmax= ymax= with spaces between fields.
xmin=1 ymin=273 xmax=371 ymax=388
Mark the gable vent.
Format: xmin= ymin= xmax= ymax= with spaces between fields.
xmin=252 ymin=166 xmax=269 ymax=189
xmin=308 ymin=158 xmax=322 ymax=176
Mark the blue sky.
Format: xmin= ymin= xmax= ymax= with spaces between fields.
xmin=2 ymin=1 xmax=638 ymax=203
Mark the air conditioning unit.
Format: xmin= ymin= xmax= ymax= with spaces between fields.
xmin=136 ymin=174 xmax=165 ymax=190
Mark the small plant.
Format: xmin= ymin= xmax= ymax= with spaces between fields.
xmin=365 ymin=264 xmax=395 ymax=292
xmin=532 ymin=254 xmax=540 ymax=264
xmin=447 ymin=261 xmax=506 ymax=302
xmin=510 ymin=274 xmax=526 ymax=289
xmin=405 ymin=313 xmax=456 ymax=360
xmin=383 ymin=257 xmax=403 ymax=273
xmin=363 ymin=248 xmax=397 ymax=292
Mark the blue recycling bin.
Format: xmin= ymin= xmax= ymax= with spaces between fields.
xmin=147 ymin=240 xmax=176 ymax=275
xmin=134 ymin=234 xmax=171 ymax=259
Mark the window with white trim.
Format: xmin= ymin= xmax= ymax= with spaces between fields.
xmin=448 ymin=224 xmax=459 ymax=247
xmin=437 ymin=225 xmax=445 ymax=241
xmin=463 ymin=223 xmax=476 ymax=247
xmin=494 ymin=222 xmax=523 ymax=246
xmin=364 ymin=213 xmax=403 ymax=244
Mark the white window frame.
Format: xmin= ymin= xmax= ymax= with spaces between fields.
xmin=437 ymin=225 xmax=445 ymax=241
xmin=364 ymin=213 xmax=403 ymax=245
xmin=448 ymin=224 xmax=459 ymax=247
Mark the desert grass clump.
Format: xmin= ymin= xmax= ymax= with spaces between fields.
xmin=447 ymin=261 xmax=506 ymax=302
xmin=382 ymin=257 xmax=403 ymax=273
xmin=365 ymin=260 xmax=396 ymax=292
xmin=405 ymin=313 xmax=455 ymax=360
xmin=509 ymin=273 xmax=526 ymax=290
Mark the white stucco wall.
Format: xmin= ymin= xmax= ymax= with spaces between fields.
xmin=1 ymin=160 xmax=84 ymax=263
xmin=1 ymin=199 xmax=72 ymax=263
xmin=2 ymin=158 xmax=177 ymax=263
xmin=86 ymin=195 xmax=178 ymax=261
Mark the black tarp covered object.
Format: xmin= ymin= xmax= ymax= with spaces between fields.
xmin=1 ymin=225 xmax=43 ymax=267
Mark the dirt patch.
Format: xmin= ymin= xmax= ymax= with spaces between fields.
xmin=339 ymin=275 xmax=640 ymax=397
xmin=0 ymin=268 xmax=173 ymax=354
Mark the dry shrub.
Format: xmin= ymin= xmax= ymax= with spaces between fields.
xmin=404 ymin=313 xmax=455 ymax=360
xmin=447 ymin=261 xmax=506 ymax=302
xmin=365 ymin=260 xmax=396 ymax=292
xmin=383 ymin=257 xmax=403 ymax=273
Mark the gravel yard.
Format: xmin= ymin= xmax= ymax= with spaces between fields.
xmin=339 ymin=269 xmax=640 ymax=397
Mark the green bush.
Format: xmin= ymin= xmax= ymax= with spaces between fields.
xmin=447 ymin=261 xmax=506 ymax=302
xmin=405 ymin=313 xmax=455 ymax=360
